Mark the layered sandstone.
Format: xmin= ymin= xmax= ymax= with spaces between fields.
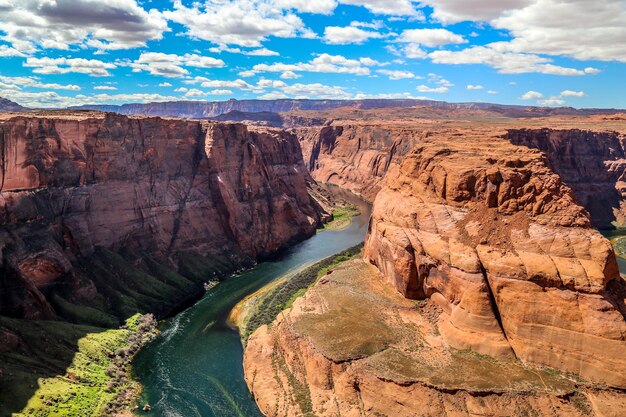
xmin=507 ymin=128 xmax=626 ymax=228
xmin=0 ymin=112 xmax=325 ymax=320
xmin=245 ymin=259 xmax=625 ymax=417
xmin=363 ymin=131 xmax=626 ymax=387
xmin=296 ymin=123 xmax=424 ymax=200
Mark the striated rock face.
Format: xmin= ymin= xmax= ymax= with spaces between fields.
xmin=363 ymin=133 xmax=626 ymax=387
xmin=507 ymin=128 xmax=626 ymax=228
xmin=0 ymin=113 xmax=324 ymax=320
xmin=245 ymin=259 xmax=626 ymax=417
xmin=296 ymin=123 xmax=423 ymax=200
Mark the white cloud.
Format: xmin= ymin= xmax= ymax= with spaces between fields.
xmin=377 ymin=69 xmax=418 ymax=80
xmin=0 ymin=90 xmax=177 ymax=108
xmin=560 ymin=90 xmax=585 ymax=97
xmin=0 ymin=0 xmax=167 ymax=52
xmin=466 ymin=84 xmax=484 ymax=90
xmin=0 ymin=45 xmax=25 ymax=57
xmin=209 ymin=44 xmax=279 ymax=56
xmin=323 ymin=25 xmax=383 ymax=44
xmin=208 ymin=89 xmax=233 ymax=95
xmin=353 ymin=92 xmax=430 ymax=100
xmin=340 ymin=0 xmax=422 ymax=16
xmin=275 ymin=0 xmax=338 ymax=14
xmin=163 ymin=0 xmax=311 ymax=47
xmin=93 ymin=85 xmax=117 ymax=91
xmin=0 ymin=75 xmax=81 ymax=91
xmin=538 ymin=97 xmax=566 ymax=106
xmin=396 ymin=28 xmax=466 ymax=47
xmin=24 ymin=57 xmax=117 ymax=77
xmin=429 ymin=45 xmax=596 ymax=75
xmin=424 ymin=0 xmax=626 ymax=63
xmin=279 ymin=82 xmax=352 ymax=99
xmin=249 ymin=53 xmax=381 ymax=76
xmin=158 ymin=82 xmax=172 ymax=87
xmin=416 ymin=85 xmax=449 ymax=93
xmin=129 ymin=52 xmax=225 ymax=78
xmin=280 ymin=71 xmax=301 ymax=79
xmin=520 ymin=90 xmax=543 ymax=100
xmin=487 ymin=90 xmax=498 ymax=94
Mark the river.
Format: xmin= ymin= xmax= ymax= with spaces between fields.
xmin=131 ymin=198 xmax=371 ymax=417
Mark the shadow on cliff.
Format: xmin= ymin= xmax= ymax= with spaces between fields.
xmin=0 ymin=316 xmax=103 ymax=414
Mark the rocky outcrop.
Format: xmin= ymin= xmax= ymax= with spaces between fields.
xmin=363 ymin=132 xmax=626 ymax=387
xmin=296 ymin=123 xmax=424 ymax=200
xmin=507 ymin=128 xmax=626 ymax=228
xmin=0 ymin=113 xmax=325 ymax=321
xmin=245 ymin=259 xmax=626 ymax=417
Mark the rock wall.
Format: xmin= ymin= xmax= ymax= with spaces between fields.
xmin=295 ymin=123 xmax=424 ymax=200
xmin=0 ymin=113 xmax=324 ymax=320
xmin=507 ymin=128 xmax=626 ymax=228
xmin=363 ymin=133 xmax=626 ymax=387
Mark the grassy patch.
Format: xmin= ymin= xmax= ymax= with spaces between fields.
xmin=241 ymin=244 xmax=363 ymax=342
xmin=612 ymin=236 xmax=626 ymax=259
xmin=7 ymin=314 xmax=157 ymax=417
xmin=319 ymin=206 xmax=360 ymax=231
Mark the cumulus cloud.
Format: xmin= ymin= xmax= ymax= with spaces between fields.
xmin=158 ymin=82 xmax=173 ymax=87
xmin=377 ymin=69 xmax=419 ymax=80
xmin=466 ymin=84 xmax=483 ymax=90
xmin=340 ymin=0 xmax=422 ymax=16
xmin=249 ymin=53 xmax=382 ymax=76
xmin=0 ymin=0 xmax=167 ymax=52
xmin=396 ymin=28 xmax=466 ymax=47
xmin=324 ymin=24 xmax=384 ymax=44
xmin=429 ymin=45 xmax=598 ymax=75
xmin=560 ymin=90 xmax=585 ymax=97
xmin=0 ymin=90 xmax=177 ymax=108
xmin=280 ymin=71 xmax=301 ymax=79
xmin=520 ymin=90 xmax=543 ymax=100
xmin=416 ymin=85 xmax=449 ymax=93
xmin=24 ymin=57 xmax=117 ymax=77
xmin=129 ymin=52 xmax=225 ymax=78
xmin=424 ymin=0 xmax=626 ymax=63
xmin=93 ymin=85 xmax=117 ymax=91
xmin=163 ymin=0 xmax=312 ymax=47
xmin=538 ymin=97 xmax=566 ymax=106
xmin=0 ymin=75 xmax=81 ymax=91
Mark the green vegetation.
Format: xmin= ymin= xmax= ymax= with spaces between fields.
xmin=612 ymin=236 xmax=626 ymax=259
xmin=241 ymin=244 xmax=363 ymax=342
xmin=319 ymin=206 xmax=360 ymax=231
xmin=3 ymin=314 xmax=157 ymax=417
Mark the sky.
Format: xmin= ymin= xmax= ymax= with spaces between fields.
xmin=0 ymin=0 xmax=624 ymax=109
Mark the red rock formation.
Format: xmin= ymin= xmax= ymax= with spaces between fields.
xmin=364 ymin=132 xmax=626 ymax=387
xmin=0 ymin=112 xmax=324 ymax=319
xmin=296 ymin=123 xmax=424 ymax=200
xmin=506 ymin=128 xmax=626 ymax=228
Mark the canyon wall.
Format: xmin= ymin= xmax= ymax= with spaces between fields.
xmin=0 ymin=113 xmax=325 ymax=322
xmin=363 ymin=132 xmax=626 ymax=387
xmin=507 ymin=128 xmax=626 ymax=228
xmin=296 ymin=123 xmax=424 ymax=200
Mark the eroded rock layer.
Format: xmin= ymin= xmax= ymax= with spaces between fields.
xmin=507 ymin=128 xmax=626 ymax=228
xmin=245 ymin=259 xmax=626 ymax=417
xmin=363 ymin=131 xmax=626 ymax=387
xmin=0 ymin=113 xmax=324 ymax=321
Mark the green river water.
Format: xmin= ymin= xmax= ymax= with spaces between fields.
xmin=131 ymin=202 xmax=371 ymax=417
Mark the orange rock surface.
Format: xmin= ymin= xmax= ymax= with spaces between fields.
xmin=364 ymin=130 xmax=626 ymax=387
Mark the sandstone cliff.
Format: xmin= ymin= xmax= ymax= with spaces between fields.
xmin=296 ymin=123 xmax=424 ymax=201
xmin=0 ymin=112 xmax=324 ymax=322
xmin=507 ymin=128 xmax=626 ymax=228
xmin=246 ymin=259 xmax=626 ymax=417
xmin=363 ymin=132 xmax=626 ymax=387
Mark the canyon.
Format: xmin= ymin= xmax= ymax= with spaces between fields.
xmin=0 ymin=103 xmax=625 ymax=416
xmin=244 ymin=111 xmax=626 ymax=416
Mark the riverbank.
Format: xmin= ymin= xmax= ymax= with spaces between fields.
xmin=229 ymin=244 xmax=364 ymax=343
xmin=3 ymin=314 xmax=157 ymax=417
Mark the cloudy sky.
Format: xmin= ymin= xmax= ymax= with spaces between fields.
xmin=0 ymin=0 xmax=624 ymax=108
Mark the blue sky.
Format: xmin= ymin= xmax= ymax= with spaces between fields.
xmin=0 ymin=0 xmax=624 ymax=108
